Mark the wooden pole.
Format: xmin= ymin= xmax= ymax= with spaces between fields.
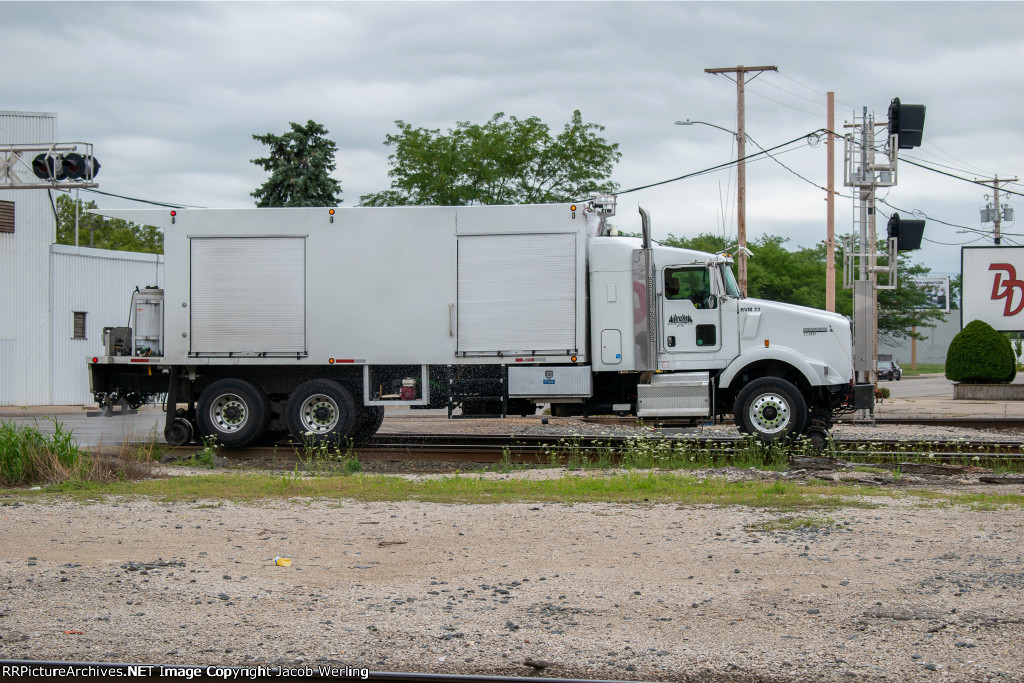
xmin=826 ymin=91 xmax=835 ymax=312
xmin=705 ymin=65 xmax=777 ymax=295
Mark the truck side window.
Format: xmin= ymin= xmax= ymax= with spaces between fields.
xmin=665 ymin=267 xmax=716 ymax=309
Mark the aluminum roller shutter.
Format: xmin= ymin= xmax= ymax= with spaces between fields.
xmin=190 ymin=237 xmax=306 ymax=355
xmin=457 ymin=232 xmax=576 ymax=354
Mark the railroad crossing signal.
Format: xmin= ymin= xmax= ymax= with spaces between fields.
xmin=0 ymin=143 xmax=100 ymax=190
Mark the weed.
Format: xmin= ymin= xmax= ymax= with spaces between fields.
xmin=746 ymin=515 xmax=838 ymax=533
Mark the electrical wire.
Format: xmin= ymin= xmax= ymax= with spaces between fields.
xmin=898 ymin=158 xmax=1024 ymax=198
xmin=80 ymin=188 xmax=203 ymax=209
xmin=613 ymin=130 xmax=823 ymax=196
xmin=743 ymin=85 xmax=824 ymax=118
xmin=776 ymin=71 xmax=858 ymax=109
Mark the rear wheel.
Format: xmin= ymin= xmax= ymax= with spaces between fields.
xmin=352 ymin=406 xmax=385 ymax=444
xmin=286 ymin=380 xmax=356 ymax=446
xmin=196 ymin=379 xmax=270 ymax=448
xmin=734 ymin=377 xmax=807 ymax=443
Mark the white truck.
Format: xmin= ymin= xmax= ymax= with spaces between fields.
xmin=88 ymin=199 xmax=871 ymax=448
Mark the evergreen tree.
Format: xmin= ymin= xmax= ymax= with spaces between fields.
xmin=251 ymin=120 xmax=342 ymax=207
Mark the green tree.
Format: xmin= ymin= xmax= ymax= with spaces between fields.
xmin=251 ymin=120 xmax=342 ymax=207
xmin=54 ymin=194 xmax=163 ymax=254
xmin=661 ymin=232 xmax=944 ymax=340
xmin=359 ymin=110 xmax=620 ymax=206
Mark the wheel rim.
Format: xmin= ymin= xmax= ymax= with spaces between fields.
xmin=748 ymin=392 xmax=791 ymax=434
xmin=209 ymin=394 xmax=248 ymax=433
xmin=300 ymin=394 xmax=340 ymax=433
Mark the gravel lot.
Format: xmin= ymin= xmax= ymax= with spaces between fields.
xmin=2 ymin=477 xmax=1023 ymax=682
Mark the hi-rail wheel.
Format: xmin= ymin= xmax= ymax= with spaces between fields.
xmin=286 ymin=379 xmax=356 ymax=446
xmin=165 ymin=417 xmax=194 ymax=447
xmin=351 ymin=405 xmax=385 ymax=444
xmin=196 ymin=378 xmax=271 ymax=448
xmin=734 ymin=377 xmax=807 ymax=443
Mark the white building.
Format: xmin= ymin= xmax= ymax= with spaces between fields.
xmin=1 ymin=111 xmax=163 ymax=405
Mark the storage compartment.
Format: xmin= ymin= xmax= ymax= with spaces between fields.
xmin=637 ymin=372 xmax=711 ymax=417
xmin=508 ymin=365 xmax=592 ymax=398
xmin=364 ymin=365 xmax=430 ymax=406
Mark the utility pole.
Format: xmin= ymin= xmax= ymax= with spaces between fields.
xmin=978 ymin=176 xmax=1018 ymax=244
xmin=826 ymin=91 xmax=836 ymax=312
xmin=705 ymin=64 xmax=777 ymax=294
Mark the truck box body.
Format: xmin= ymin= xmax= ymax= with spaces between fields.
xmin=122 ymin=204 xmax=588 ymax=366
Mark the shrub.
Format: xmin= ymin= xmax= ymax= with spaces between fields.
xmin=945 ymin=320 xmax=1017 ymax=384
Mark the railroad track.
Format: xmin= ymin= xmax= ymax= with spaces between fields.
xmin=154 ymin=432 xmax=1024 ymax=468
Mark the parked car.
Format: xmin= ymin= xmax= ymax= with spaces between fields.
xmin=877 ymin=360 xmax=902 ymax=381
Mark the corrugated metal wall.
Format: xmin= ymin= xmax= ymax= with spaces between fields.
xmin=0 ymin=111 xmax=57 ymax=405
xmin=50 ymin=245 xmax=164 ymax=404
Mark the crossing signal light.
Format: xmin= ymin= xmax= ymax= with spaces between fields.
xmin=888 ymin=97 xmax=926 ymax=149
xmin=31 ymin=152 xmax=101 ymax=181
xmin=887 ymin=213 xmax=925 ymax=251
xmin=61 ymin=153 xmax=100 ymax=179
xmin=32 ymin=153 xmax=64 ymax=180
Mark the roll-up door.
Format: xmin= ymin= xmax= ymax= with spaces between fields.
xmin=190 ymin=237 xmax=306 ymax=356
xmin=457 ymin=233 xmax=576 ymax=354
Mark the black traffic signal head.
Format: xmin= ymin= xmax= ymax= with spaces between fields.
xmin=32 ymin=153 xmax=65 ymax=180
xmin=887 ymin=212 xmax=925 ymax=251
xmin=61 ymin=153 xmax=101 ymax=179
xmin=888 ymin=97 xmax=926 ymax=149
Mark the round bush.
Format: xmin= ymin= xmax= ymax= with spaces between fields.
xmin=945 ymin=320 xmax=1017 ymax=384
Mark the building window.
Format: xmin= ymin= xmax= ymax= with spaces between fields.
xmin=73 ymin=312 xmax=87 ymax=340
xmin=0 ymin=200 xmax=13 ymax=234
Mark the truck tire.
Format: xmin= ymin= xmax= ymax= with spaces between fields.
xmin=352 ymin=406 xmax=385 ymax=444
xmin=734 ymin=377 xmax=807 ymax=443
xmin=287 ymin=379 xmax=356 ymax=446
xmin=196 ymin=379 xmax=270 ymax=448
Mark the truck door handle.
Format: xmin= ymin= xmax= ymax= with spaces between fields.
xmin=667 ymin=335 xmax=675 ymax=348
xmin=449 ymin=303 xmax=455 ymax=338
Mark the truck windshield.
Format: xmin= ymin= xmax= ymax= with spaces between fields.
xmin=719 ymin=263 xmax=741 ymax=297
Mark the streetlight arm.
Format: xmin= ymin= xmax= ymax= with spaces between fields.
xmin=674 ymin=119 xmax=737 ymax=138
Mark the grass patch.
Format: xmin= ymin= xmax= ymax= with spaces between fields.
xmin=900 ymin=364 xmax=944 ymax=376
xmin=0 ymin=419 xmax=159 ymax=487
xmin=6 ymin=470 xmax=887 ymax=510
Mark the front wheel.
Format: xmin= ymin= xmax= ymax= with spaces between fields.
xmin=196 ymin=379 xmax=270 ymax=448
xmin=734 ymin=377 xmax=808 ymax=443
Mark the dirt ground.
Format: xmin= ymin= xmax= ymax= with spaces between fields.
xmin=1 ymin=470 xmax=1023 ymax=682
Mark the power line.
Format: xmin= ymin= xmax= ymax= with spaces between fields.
xmin=743 ymin=84 xmax=824 ymax=118
xmin=615 ymin=130 xmax=822 ymax=196
xmin=80 ymin=188 xmax=204 ymax=209
xmin=898 ymin=158 xmax=1024 ymax=198
xmin=776 ymin=71 xmax=858 ymax=109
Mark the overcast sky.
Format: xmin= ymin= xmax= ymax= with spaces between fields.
xmin=4 ymin=1 xmax=1023 ymax=275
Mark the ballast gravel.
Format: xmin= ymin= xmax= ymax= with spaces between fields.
xmin=1 ymin=485 xmax=1022 ymax=682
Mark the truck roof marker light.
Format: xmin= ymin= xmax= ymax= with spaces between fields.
xmin=570 ymin=205 xmax=577 ymax=218
xmin=764 ymin=339 xmax=770 ymax=348
xmin=170 ymin=210 xmax=177 ymax=224
xmin=329 ymin=209 xmax=335 ymax=224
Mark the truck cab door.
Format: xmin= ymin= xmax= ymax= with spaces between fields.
xmin=660 ymin=264 xmax=722 ymax=355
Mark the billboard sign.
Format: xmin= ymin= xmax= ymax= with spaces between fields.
xmin=962 ymin=246 xmax=1024 ymax=331
xmin=911 ymin=276 xmax=950 ymax=313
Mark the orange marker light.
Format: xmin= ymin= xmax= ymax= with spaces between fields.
xmin=329 ymin=209 xmax=335 ymax=215
xmin=570 ymin=355 xmax=577 ymax=363
xmin=764 ymin=339 xmax=770 ymax=348
xmin=328 ymin=358 xmax=335 ymax=364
